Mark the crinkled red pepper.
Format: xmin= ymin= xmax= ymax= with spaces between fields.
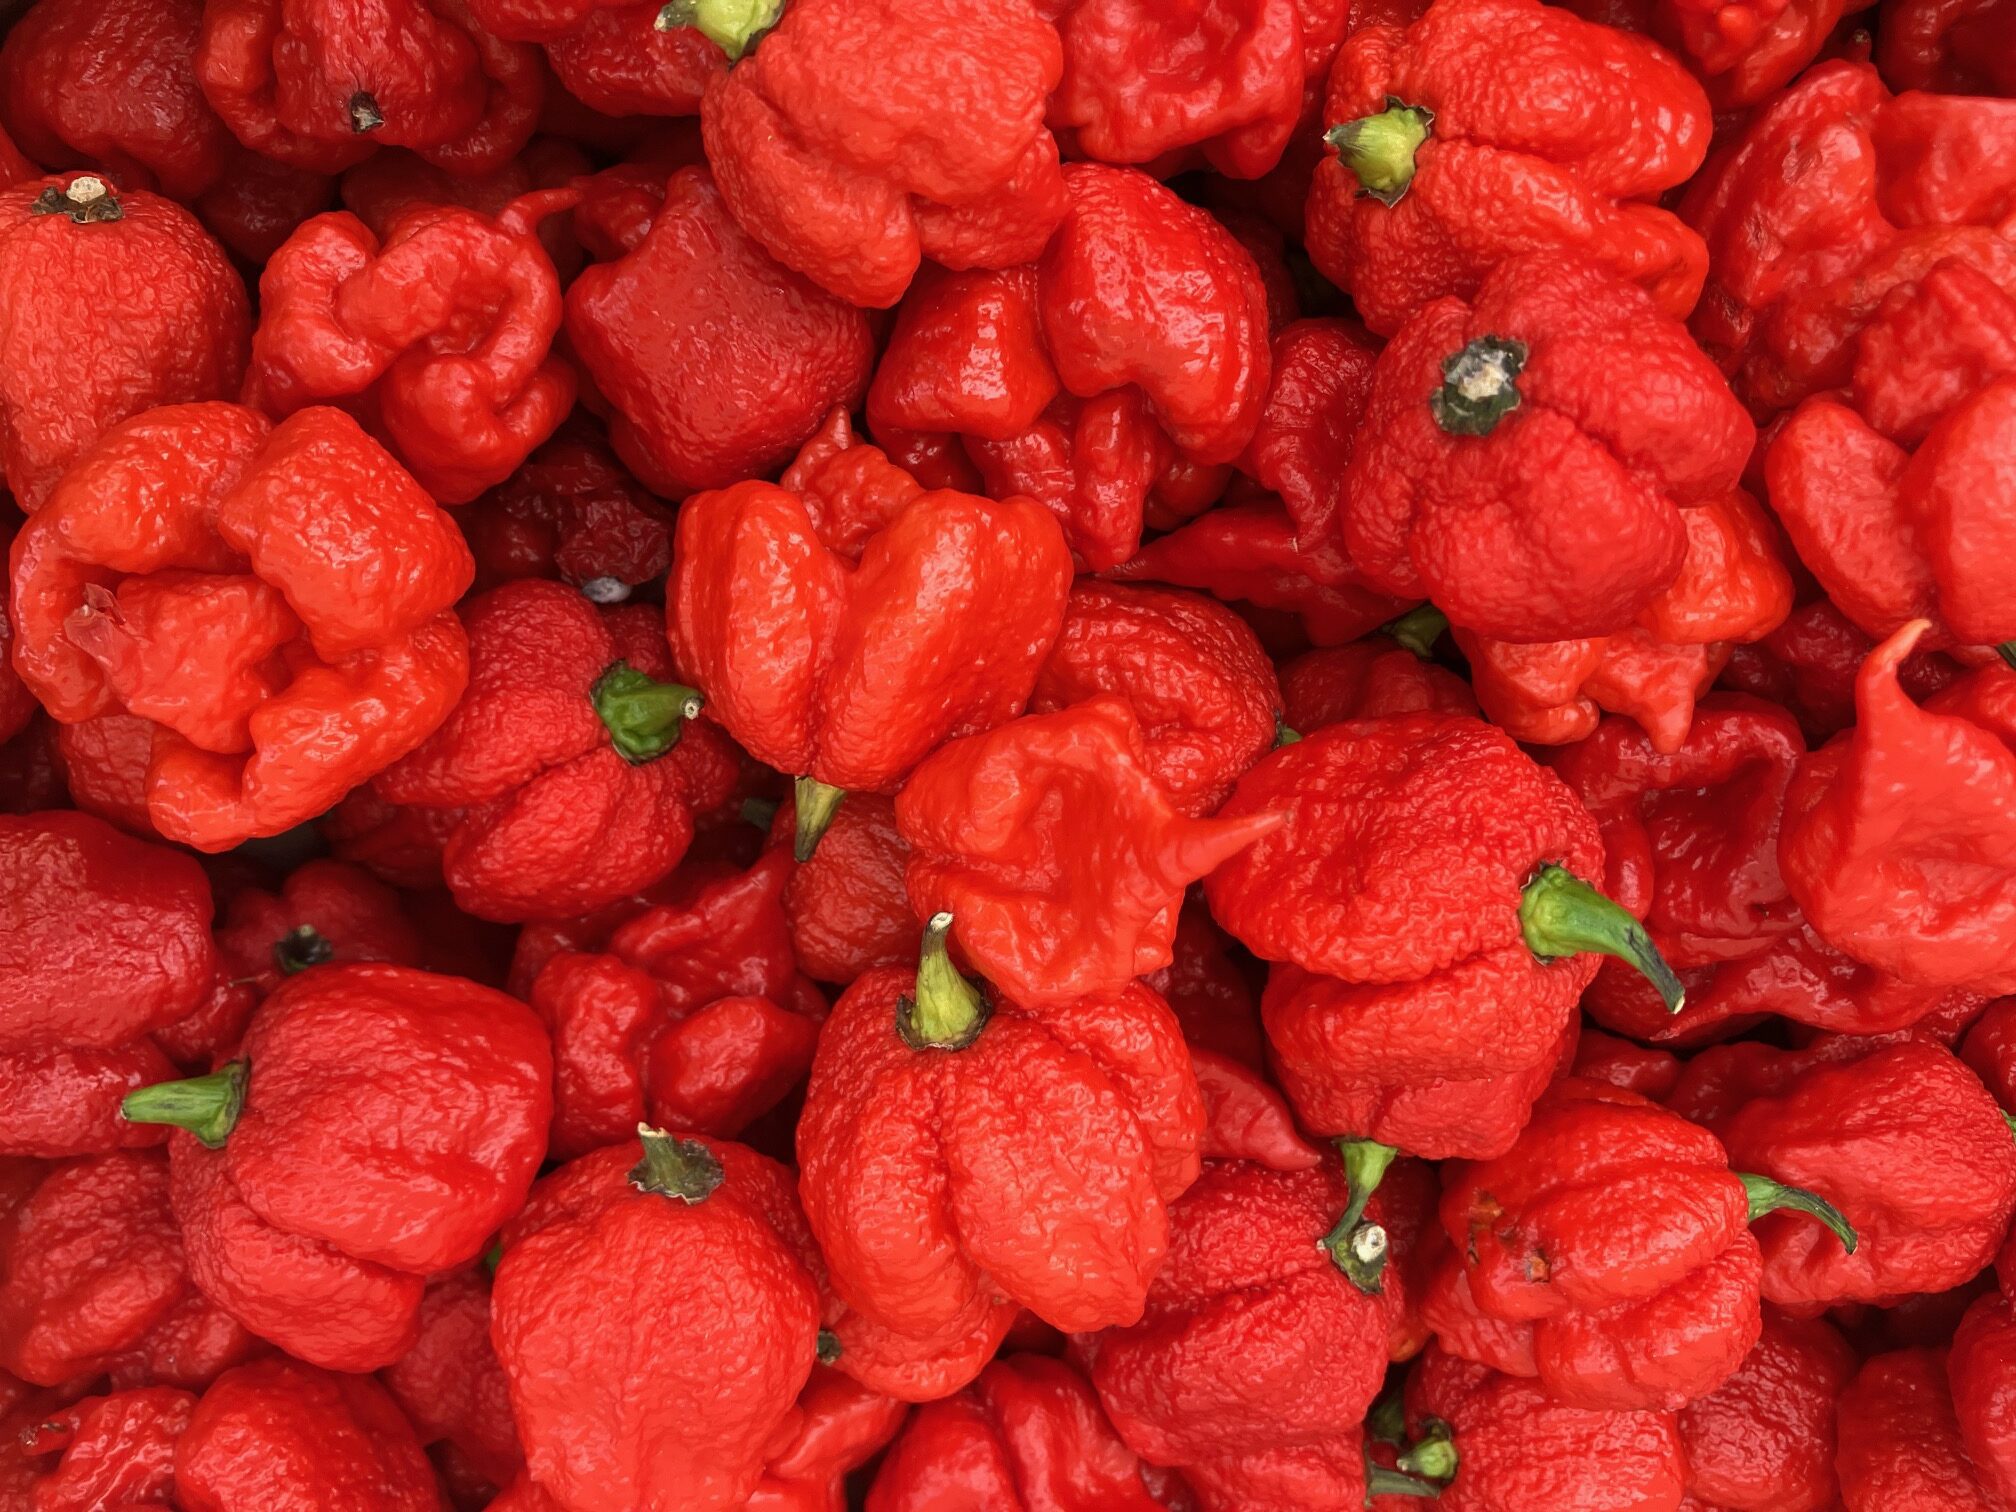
xmin=1343 ymin=252 xmax=1755 ymax=643
xmin=1719 ymin=594 xmax=1965 ymax=744
xmin=799 ymin=916 xmax=1204 ymax=1335
xmin=245 ymin=190 xmax=579 ymax=505
xmin=463 ymin=0 xmax=725 ymax=118
xmin=1950 ymin=1287 xmax=2016 ymax=1507
xmin=16 ymin=1385 xmax=197 ymax=1512
xmin=1236 ymin=316 xmax=1380 ymax=542
xmin=1878 ymin=0 xmax=2016 ymax=93
xmin=0 ymin=175 xmax=249 ymax=512
xmin=1677 ymin=1308 xmax=1854 ymax=1512
xmin=9 ymin=403 xmax=473 ymax=851
xmin=1836 ymin=1348 xmax=2010 ymax=1512
xmin=1278 ymin=633 xmax=1478 ymax=734
xmin=770 ymin=791 xmax=915 ymax=988
xmin=463 ymin=424 xmax=673 ymax=600
xmin=380 ymin=1268 xmax=524 ymax=1496
xmin=867 ymin=165 xmax=1270 ymax=570
xmin=1560 ymin=0 xmax=1866 ymax=108
xmin=341 ymin=138 xmax=591 ymax=273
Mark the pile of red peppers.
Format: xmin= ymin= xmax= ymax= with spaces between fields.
xmin=0 ymin=0 xmax=2013 ymax=1506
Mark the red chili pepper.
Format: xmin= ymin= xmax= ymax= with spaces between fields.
xmin=1569 ymin=1027 xmax=1683 ymax=1101
xmin=1950 ymin=1288 xmax=2016 ymax=1507
xmin=463 ymin=424 xmax=673 ymax=600
xmin=212 ymin=858 xmax=426 ymax=1002
xmin=462 ymin=0 xmax=725 ymax=117
xmin=1719 ymin=594 xmax=1966 ymax=745
xmin=1836 ymin=1348 xmax=2009 ymax=1512
xmin=751 ymin=1367 xmax=907 ymax=1509
xmin=1279 ymin=632 xmax=1478 ymax=733
xmin=1877 ymin=0 xmax=2016 ymax=92
xmin=380 ymin=1268 xmax=524 ymax=1495
xmin=1561 ymin=0 xmax=1862 ymax=107
xmin=1145 ymin=894 xmax=1269 ymax=1070
xmin=122 ymin=964 xmax=552 ymax=1372
xmin=770 ymin=791 xmax=915 ymax=988
xmin=1237 ymin=316 xmax=1381 ymax=542
xmin=1678 ymin=1308 xmax=1855 ymax=1512
xmin=0 ymin=175 xmax=249 ymax=512
xmin=17 ymin=1386 xmax=197 ymax=1512
xmin=1343 ymin=252 xmax=1755 ymax=643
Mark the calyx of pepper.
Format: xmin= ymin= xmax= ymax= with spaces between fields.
xmin=30 ymin=177 xmax=122 ymax=224
xmin=1998 ymin=642 xmax=2016 ymax=671
xmin=1321 ymin=1137 xmax=1399 ymax=1294
xmin=1385 ymin=603 xmax=1449 ymax=658
xmin=120 ymin=1059 xmax=249 ymax=1149
xmin=1365 ymin=1464 xmax=1444 ymax=1500
xmin=657 ymin=0 xmax=784 ymax=58
xmin=1398 ymin=1419 xmax=1459 ymax=1484
xmin=816 ymin=1330 xmax=842 ymax=1365
xmin=1739 ymin=1173 xmax=1857 ymax=1254
xmin=1431 ymin=335 xmax=1527 ymax=437
xmin=1519 ymin=863 xmax=1686 ymax=1014
xmin=1274 ymin=715 xmax=1303 ymax=748
xmin=1326 ymin=97 xmax=1433 ymax=206
xmin=793 ymin=775 xmax=847 ymax=862
xmin=629 ymin=1123 xmax=726 ymax=1203
xmin=273 ymin=924 xmax=334 ymax=976
xmin=897 ymin=912 xmax=988 ymax=1051
xmin=348 ymin=92 xmax=384 ymax=133
xmin=592 ymin=661 xmax=704 ymax=764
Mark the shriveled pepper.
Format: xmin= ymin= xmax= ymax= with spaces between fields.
xmin=463 ymin=424 xmax=673 ymax=600
xmin=1677 ymin=1308 xmax=1854 ymax=1511
xmin=1307 ymin=0 xmax=1710 ymax=337
xmin=1343 ymin=252 xmax=1755 ymax=642
xmin=898 ymin=697 xmax=1282 ymax=1007
xmin=1836 ymin=1349 xmax=2010 ymax=1512
xmin=1559 ymin=0 xmax=1865 ymax=107
xmin=771 ymin=791 xmax=915 ymax=988
xmin=124 ymin=964 xmax=552 ymax=1371
xmin=0 ymin=175 xmax=249 ymax=512
xmin=380 ymin=1268 xmax=524 ymax=1496
xmin=866 ymin=165 xmax=1271 ymax=570
xmin=1236 ymin=316 xmax=1381 ymax=542
xmin=692 ymin=0 xmax=1068 ymax=309
xmin=9 ymin=402 xmax=473 ymax=851
xmin=244 ymin=190 xmax=580 ymax=505
xmin=1878 ymin=0 xmax=2016 ymax=93
xmin=1279 ymin=634 xmax=1477 ymax=733
xmin=799 ymin=915 xmax=1204 ymax=1335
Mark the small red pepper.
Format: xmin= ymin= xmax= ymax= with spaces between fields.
xmin=747 ymin=1367 xmax=907 ymax=1510
xmin=463 ymin=424 xmax=673 ymax=600
xmin=16 ymin=1386 xmax=197 ymax=1512
xmin=1237 ymin=316 xmax=1382 ymax=542
xmin=462 ymin=0 xmax=725 ymax=118
xmin=771 ymin=791 xmax=915 ymax=988
xmin=1559 ymin=0 xmax=1862 ymax=107
xmin=1950 ymin=1287 xmax=2016 ymax=1507
xmin=1718 ymin=594 xmax=1966 ymax=745
xmin=380 ymin=1268 xmax=524 ymax=1495
xmin=1678 ymin=1308 xmax=1855 ymax=1511
xmin=1278 ymin=632 xmax=1478 ymax=733
xmin=1569 ymin=1027 xmax=1683 ymax=1102
xmin=1877 ymin=0 xmax=2016 ymax=93
xmin=1835 ymin=1348 xmax=2010 ymax=1512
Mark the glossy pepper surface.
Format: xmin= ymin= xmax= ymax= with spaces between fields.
xmin=1237 ymin=316 xmax=1382 ymax=542
xmin=124 ymin=964 xmax=552 ymax=1371
xmin=10 ymin=403 xmax=473 ymax=851
xmin=1949 ymin=1287 xmax=2016 ymax=1507
xmin=1835 ymin=1348 xmax=2009 ymax=1512
xmin=1307 ymin=0 xmax=1710 ymax=336
xmin=380 ymin=1268 xmax=524 ymax=1496
xmin=1676 ymin=1308 xmax=1853 ymax=1512
xmin=1878 ymin=0 xmax=2016 ymax=93
xmin=898 ymin=697 xmax=1281 ymax=1007
xmin=15 ymin=1385 xmax=198 ymax=1512
xmin=1279 ymin=634 xmax=1478 ymax=733
xmin=1559 ymin=0 xmax=1861 ymax=107
xmin=0 ymin=175 xmax=249 ymax=512
xmin=773 ymin=790 xmax=915 ymax=988
xmin=799 ymin=916 xmax=1204 ymax=1336
xmin=1343 ymin=252 xmax=1754 ymax=643
xmin=244 ymin=189 xmax=579 ymax=504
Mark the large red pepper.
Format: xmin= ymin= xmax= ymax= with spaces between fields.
xmin=380 ymin=1268 xmax=524 ymax=1497
xmin=691 ymin=0 xmax=1067 ymax=309
xmin=463 ymin=424 xmax=673 ymax=600
xmin=9 ymin=403 xmax=473 ymax=850
xmin=1681 ymin=61 xmax=2016 ymax=420
xmin=0 ymin=175 xmax=249 ymax=513
xmin=866 ymin=165 xmax=1271 ymax=570
xmin=1878 ymin=0 xmax=2016 ymax=93
xmin=122 ymin=964 xmax=552 ymax=1372
xmin=195 ymin=0 xmax=542 ymax=175
xmin=768 ymin=791 xmax=915 ymax=988
xmin=372 ymin=582 xmax=738 ymax=922
xmin=1677 ymin=1308 xmax=1854 ymax=1511
xmin=670 ymin=428 xmax=1072 ymax=862
xmin=799 ymin=916 xmax=1204 ymax=1335
xmin=1779 ymin=623 xmax=2016 ymax=993
xmin=1950 ymin=1287 xmax=2016 ymax=1507
xmin=1207 ymin=712 xmax=1673 ymax=1158
xmin=1342 ymin=252 xmax=1754 ymax=643
xmin=1835 ymin=1349 xmax=2010 ymax=1512
xmin=566 ymin=167 xmax=875 ymax=500
xmin=1236 ymin=317 xmax=1381 ymax=542
xmin=897 ymin=697 xmax=1281 ymax=1006
xmin=1427 ymin=1079 xmax=1855 ymax=1411
xmin=244 ymin=190 xmax=579 ymax=505
xmin=1307 ymin=0 xmax=1709 ymax=338
xmin=15 ymin=1385 xmax=197 ymax=1512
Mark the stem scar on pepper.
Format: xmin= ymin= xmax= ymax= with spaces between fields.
xmin=898 ymin=912 xmax=989 ymax=1052
xmin=591 ymin=661 xmax=704 ymax=764
xmin=1320 ymin=1137 xmax=1399 ymax=1294
xmin=1398 ymin=1419 xmax=1459 ymax=1485
xmin=273 ymin=924 xmax=334 ymax=976
xmin=579 ymin=575 xmax=631 ymax=605
xmin=816 ymin=1330 xmax=842 ymax=1365
xmin=348 ymin=92 xmax=384 ymax=133
xmin=793 ymin=775 xmax=847 ymax=862
xmin=1430 ymin=335 xmax=1527 ymax=437
xmin=1519 ymin=862 xmax=1686 ymax=1014
xmin=120 ymin=1059 xmax=249 ymax=1149
xmin=1739 ymin=1172 xmax=1858 ymax=1254
xmin=629 ymin=1123 xmax=726 ymax=1203
xmin=31 ymin=177 xmax=122 ymax=224
xmin=1326 ymin=96 xmax=1434 ymax=206
xmin=657 ymin=0 xmax=785 ymax=58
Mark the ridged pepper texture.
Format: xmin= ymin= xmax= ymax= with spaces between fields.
xmin=463 ymin=0 xmax=726 ymax=116
xmin=1559 ymin=0 xmax=1860 ymax=107
xmin=1236 ymin=316 xmax=1382 ymax=542
xmin=14 ymin=1385 xmax=198 ymax=1511
xmin=462 ymin=424 xmax=673 ymax=599
xmin=379 ymin=1268 xmax=524 ymax=1496
xmin=1878 ymin=0 xmax=2016 ymax=93
xmin=1835 ymin=1348 xmax=2012 ymax=1512
xmin=1677 ymin=1309 xmax=1854 ymax=1512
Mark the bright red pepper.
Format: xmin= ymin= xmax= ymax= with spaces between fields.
xmin=1961 ymin=996 xmax=2016 ymax=1107
xmin=123 ymin=964 xmax=552 ymax=1372
xmin=1570 ymin=1028 xmax=1684 ymax=1101
xmin=463 ymin=424 xmax=673 ymax=600
xmin=340 ymin=137 xmax=592 ymax=272
xmin=1676 ymin=1308 xmax=1854 ymax=1511
xmin=1878 ymin=0 xmax=2016 ymax=93
xmin=1950 ymin=1288 xmax=2016 ymax=1507
xmin=1236 ymin=316 xmax=1381 ymax=542
xmin=1307 ymin=0 xmax=1709 ymax=338
xmin=1561 ymin=0 xmax=1866 ymax=107
xmin=9 ymin=403 xmax=473 ymax=850
xmin=244 ymin=190 xmax=580 ymax=505
xmin=380 ymin=1268 xmax=524 ymax=1497
xmin=16 ymin=1385 xmax=197 ymax=1512
xmin=745 ymin=1367 xmax=907 ymax=1511
xmin=866 ymin=165 xmax=1270 ymax=570
xmin=213 ymin=858 xmax=427 ymax=1004
xmin=898 ymin=696 xmax=1281 ymax=1007
xmin=462 ymin=0 xmax=724 ymax=117
xmin=692 ymin=0 xmax=1067 ymax=309
xmin=770 ymin=791 xmax=915 ymax=988
xmin=1278 ymin=633 xmax=1478 ymax=733
xmin=1343 ymin=252 xmax=1755 ymax=643
xmin=799 ymin=917 xmax=1203 ymax=1335
xmin=0 ymin=175 xmax=249 ymax=513
xmin=1835 ymin=1348 xmax=2009 ymax=1512
xmin=1719 ymin=594 xmax=1966 ymax=744
xmin=566 ymin=167 xmax=875 ymax=500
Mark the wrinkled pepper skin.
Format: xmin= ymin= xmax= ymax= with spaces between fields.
xmin=374 ymin=581 xmax=739 ymax=923
xmin=772 ymin=791 xmax=915 ymax=988
xmin=0 ymin=1150 xmax=257 ymax=1389
xmin=866 ymin=165 xmax=1271 ymax=570
xmin=1764 ymin=260 xmax=2016 ymax=650
xmin=212 ymin=857 xmax=426 ymax=1004
xmin=1308 ymin=0 xmax=1709 ymax=338
xmin=1278 ymin=635 xmax=1477 ymax=732
xmin=134 ymin=965 xmax=552 ymax=1372
xmin=1878 ymin=0 xmax=2016 ymax=94
xmin=177 ymin=1357 xmax=447 ymax=1512
xmin=1950 ymin=1289 xmax=2016 ymax=1506
xmin=9 ymin=402 xmax=473 ymax=851
xmin=1206 ymin=713 xmax=1613 ymax=1159
xmin=798 ymin=924 xmax=1204 ymax=1336
xmin=245 ymin=190 xmax=579 ymax=505
xmin=866 ymin=1353 xmax=1180 ymax=1512
xmin=1343 ymin=252 xmax=1754 ymax=643
xmin=463 ymin=425 xmax=673 ymax=599
xmin=380 ymin=1268 xmax=524 ymax=1495
xmin=1677 ymin=1308 xmax=1854 ymax=1512
xmin=461 ymin=0 xmax=723 ymax=117
xmin=195 ymin=0 xmax=543 ymax=175
xmin=1560 ymin=0 xmax=1862 ymax=108
xmin=1681 ymin=62 xmax=2016 ymax=421
xmin=17 ymin=1385 xmax=197 ymax=1512
xmin=697 ymin=0 xmax=1068 ymax=309
xmin=491 ymin=1132 xmax=822 ymax=1512
xmin=1780 ymin=625 xmax=2016 ymax=993
xmin=1237 ymin=317 xmax=1381 ymax=542
xmin=898 ymin=697 xmax=1282 ymax=1007
xmin=566 ymin=167 xmax=875 ymax=500
xmin=1836 ymin=1349 xmax=2008 ymax=1512
xmin=1720 ymin=595 xmax=1967 ymax=746
xmin=0 ymin=175 xmax=249 ymax=513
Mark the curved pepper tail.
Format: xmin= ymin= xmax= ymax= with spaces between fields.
xmin=1739 ymin=1172 xmax=1858 ymax=1254
xmin=1519 ymin=863 xmax=1686 ymax=1013
xmin=120 ymin=1059 xmax=249 ymax=1148
xmin=793 ymin=776 xmax=848 ymax=861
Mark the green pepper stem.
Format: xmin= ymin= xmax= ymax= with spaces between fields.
xmin=1386 ymin=604 xmax=1449 ymax=658
xmin=1398 ymin=1422 xmax=1459 ymax=1484
xmin=1275 ymin=716 xmax=1303 ymax=747
xmin=1325 ymin=97 xmax=1433 ymax=205
xmin=900 ymin=913 xmax=987 ymax=1050
xmin=1740 ymin=1173 xmax=1857 ymax=1254
xmin=1520 ymin=864 xmax=1686 ymax=1014
xmin=273 ymin=924 xmax=333 ymax=976
xmin=1998 ymin=642 xmax=2016 ymax=671
xmin=2003 ymin=1111 xmax=2016 ymax=1141
xmin=1430 ymin=335 xmax=1527 ymax=437
xmin=656 ymin=0 xmax=783 ymax=57
xmin=793 ymin=776 xmax=847 ymax=862
xmin=592 ymin=661 xmax=703 ymax=764
xmin=121 ymin=1060 xmax=248 ymax=1148
xmin=1365 ymin=1464 xmax=1443 ymax=1499
xmin=629 ymin=1124 xmax=725 ymax=1203
xmin=1321 ymin=1138 xmax=1400 ymax=1294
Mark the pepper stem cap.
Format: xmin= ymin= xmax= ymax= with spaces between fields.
xmin=121 ymin=1060 xmax=248 ymax=1148
xmin=793 ymin=776 xmax=847 ymax=861
xmin=1431 ymin=335 xmax=1527 ymax=437
xmin=1321 ymin=1137 xmax=1400 ymax=1294
xmin=898 ymin=913 xmax=987 ymax=1050
xmin=1398 ymin=1421 xmax=1459 ymax=1484
xmin=1365 ymin=1465 xmax=1443 ymax=1499
xmin=1520 ymin=863 xmax=1685 ymax=1014
xmin=274 ymin=924 xmax=333 ymax=976
xmin=1326 ymin=97 xmax=1433 ymax=205
xmin=656 ymin=0 xmax=784 ymax=57
xmin=592 ymin=661 xmax=703 ymax=764
xmin=32 ymin=177 xmax=124 ymax=223
xmin=1386 ymin=604 xmax=1449 ymax=658
xmin=1275 ymin=715 xmax=1302 ymax=748
xmin=1739 ymin=1172 xmax=1857 ymax=1254
xmin=630 ymin=1124 xmax=725 ymax=1203
xmin=1999 ymin=642 xmax=2016 ymax=671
